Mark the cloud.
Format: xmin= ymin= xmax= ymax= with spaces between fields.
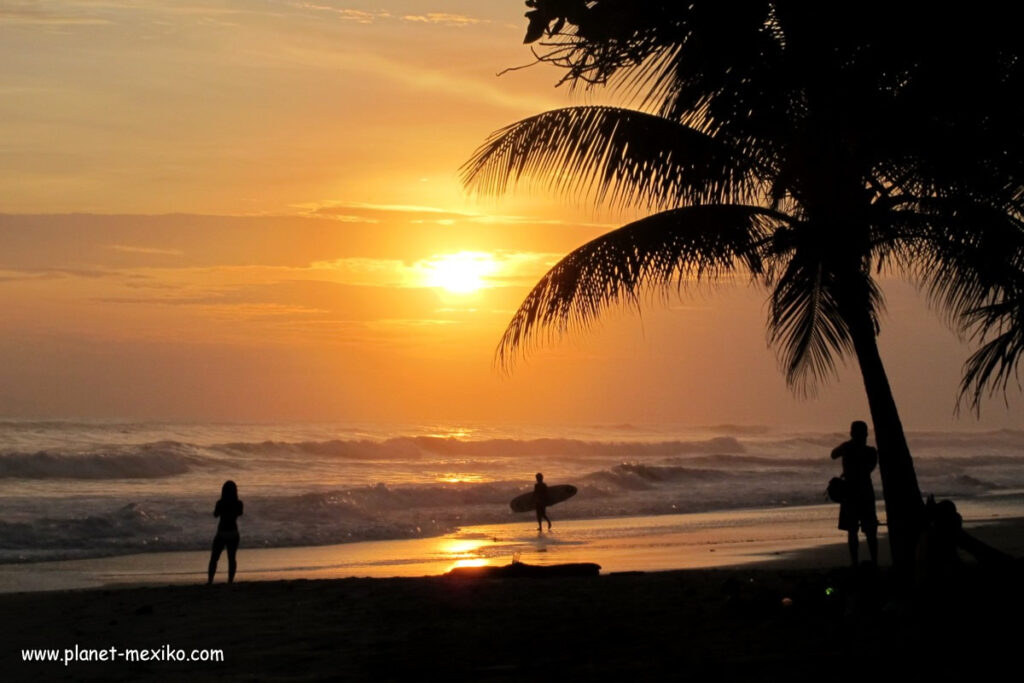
xmin=366 ymin=318 xmax=458 ymax=328
xmin=0 ymin=12 xmax=109 ymax=26
xmin=308 ymin=257 xmax=420 ymax=288
xmin=0 ymin=267 xmax=124 ymax=282
xmin=0 ymin=0 xmax=253 ymax=28
xmin=107 ymin=244 xmax=184 ymax=256
xmin=87 ymin=277 xmax=490 ymax=343
xmin=293 ymin=200 xmax=466 ymax=222
xmin=336 ymin=201 xmax=470 ymax=215
xmin=301 ymin=211 xmax=379 ymax=223
xmin=291 ymin=4 xmax=486 ymax=28
xmin=0 ymin=272 xmax=56 ymax=283
xmin=401 ymin=13 xmax=487 ymax=27
xmin=290 ymin=3 xmax=390 ymax=24
xmin=292 ymin=200 xmax=481 ymax=225
xmin=0 ymin=1 xmax=124 ymax=27
xmin=311 ymin=250 xmax=559 ymax=290
xmin=293 ymin=200 xmax=619 ymax=230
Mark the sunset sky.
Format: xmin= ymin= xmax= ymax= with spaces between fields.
xmin=1 ymin=0 xmax=1020 ymax=428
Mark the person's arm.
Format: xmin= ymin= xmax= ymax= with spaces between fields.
xmin=830 ymin=443 xmax=845 ymax=460
xmin=214 ymin=500 xmax=221 ymax=517
xmin=237 ymin=501 xmax=244 ymax=517
xmin=867 ymin=447 xmax=878 ymax=473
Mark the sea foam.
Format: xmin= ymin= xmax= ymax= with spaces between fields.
xmin=0 ymin=422 xmax=1022 ymax=562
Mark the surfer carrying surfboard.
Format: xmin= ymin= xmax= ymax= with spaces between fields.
xmin=509 ymin=479 xmax=575 ymax=523
xmin=534 ymin=473 xmax=552 ymax=532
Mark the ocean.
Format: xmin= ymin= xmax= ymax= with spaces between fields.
xmin=2 ymin=420 xmax=1022 ymax=572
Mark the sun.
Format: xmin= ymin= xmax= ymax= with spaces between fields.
xmin=422 ymin=251 xmax=497 ymax=294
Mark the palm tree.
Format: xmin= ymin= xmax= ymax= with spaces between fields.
xmin=961 ymin=274 xmax=1024 ymax=410
xmin=463 ymin=1 xmax=1024 ymax=570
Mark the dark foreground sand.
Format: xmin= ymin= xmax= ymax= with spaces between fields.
xmin=3 ymin=524 xmax=1022 ymax=682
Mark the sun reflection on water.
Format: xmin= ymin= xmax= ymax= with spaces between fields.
xmin=437 ymin=537 xmax=492 ymax=572
xmin=436 ymin=473 xmax=487 ymax=483
xmin=424 ymin=427 xmax=475 ymax=439
xmin=439 ymin=538 xmax=486 ymax=557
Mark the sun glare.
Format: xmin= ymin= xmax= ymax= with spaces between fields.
xmin=422 ymin=251 xmax=497 ymax=294
xmin=438 ymin=538 xmax=487 ymax=558
xmin=436 ymin=473 xmax=487 ymax=484
xmin=450 ymin=558 xmax=489 ymax=570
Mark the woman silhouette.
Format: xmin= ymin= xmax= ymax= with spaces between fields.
xmin=208 ymin=480 xmax=244 ymax=584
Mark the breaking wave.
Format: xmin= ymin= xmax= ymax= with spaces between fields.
xmin=0 ymin=442 xmax=208 ymax=479
xmin=0 ymin=422 xmax=1022 ymax=562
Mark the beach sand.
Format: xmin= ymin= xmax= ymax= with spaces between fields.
xmin=2 ymin=520 xmax=1021 ymax=682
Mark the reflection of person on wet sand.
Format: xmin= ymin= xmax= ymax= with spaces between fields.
xmin=535 ymin=472 xmax=551 ymax=532
xmin=208 ymin=480 xmax=243 ymax=584
xmin=831 ymin=421 xmax=879 ymax=566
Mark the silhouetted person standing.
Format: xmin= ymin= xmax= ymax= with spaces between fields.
xmin=831 ymin=421 xmax=879 ymax=566
xmin=208 ymin=480 xmax=243 ymax=584
xmin=534 ymin=472 xmax=551 ymax=532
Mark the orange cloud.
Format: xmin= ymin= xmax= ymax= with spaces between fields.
xmin=401 ymin=13 xmax=488 ymax=27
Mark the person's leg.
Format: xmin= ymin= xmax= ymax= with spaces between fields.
xmin=536 ymin=508 xmax=543 ymax=531
xmin=865 ymin=526 xmax=878 ymax=565
xmin=226 ymin=536 xmax=239 ymax=583
xmin=847 ymin=530 xmax=859 ymax=565
xmin=208 ymin=535 xmax=225 ymax=584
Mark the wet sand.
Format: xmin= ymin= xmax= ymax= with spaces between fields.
xmin=0 ymin=506 xmax=855 ymax=593
xmin=2 ymin=520 xmax=1021 ymax=682
xmin=4 ymin=502 xmax=1019 ymax=593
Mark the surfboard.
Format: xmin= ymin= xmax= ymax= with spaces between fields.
xmin=509 ymin=484 xmax=577 ymax=513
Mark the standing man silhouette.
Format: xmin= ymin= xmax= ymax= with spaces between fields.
xmin=534 ymin=472 xmax=551 ymax=532
xmin=831 ymin=421 xmax=879 ymax=566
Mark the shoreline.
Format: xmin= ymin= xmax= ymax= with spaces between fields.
xmin=0 ymin=504 xmax=877 ymax=593
xmin=2 ymin=504 xmax=1022 ymax=594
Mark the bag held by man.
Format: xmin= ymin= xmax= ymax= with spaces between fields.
xmin=826 ymin=476 xmax=846 ymax=503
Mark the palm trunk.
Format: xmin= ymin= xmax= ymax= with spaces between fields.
xmin=845 ymin=305 xmax=925 ymax=573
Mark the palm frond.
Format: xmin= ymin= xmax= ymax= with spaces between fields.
xmin=461 ymin=106 xmax=762 ymax=212
xmin=526 ymin=1 xmax=779 ymax=127
xmin=960 ymin=289 xmax=1024 ymax=411
xmin=766 ymin=238 xmax=883 ymax=392
xmin=868 ymin=190 xmax=1024 ymax=410
xmin=497 ymin=204 xmax=786 ymax=366
xmin=881 ymin=199 xmax=1024 ymax=327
